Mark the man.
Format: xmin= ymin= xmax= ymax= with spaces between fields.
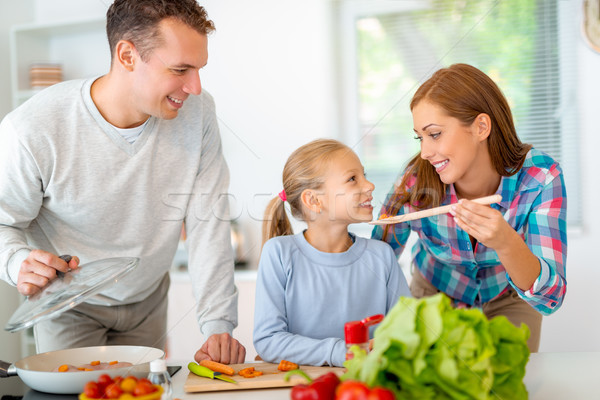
xmin=0 ymin=0 xmax=245 ymax=364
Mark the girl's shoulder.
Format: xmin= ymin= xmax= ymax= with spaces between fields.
xmin=262 ymin=234 xmax=298 ymax=253
xmin=357 ymin=236 xmax=396 ymax=256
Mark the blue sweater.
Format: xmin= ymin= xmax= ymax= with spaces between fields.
xmin=253 ymin=231 xmax=410 ymax=367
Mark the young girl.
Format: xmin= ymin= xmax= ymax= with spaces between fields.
xmin=253 ymin=139 xmax=410 ymax=367
xmin=372 ymin=63 xmax=567 ymax=352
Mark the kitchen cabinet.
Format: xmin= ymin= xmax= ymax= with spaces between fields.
xmin=166 ymin=269 xmax=258 ymax=362
xmin=9 ymin=16 xmax=109 ymax=108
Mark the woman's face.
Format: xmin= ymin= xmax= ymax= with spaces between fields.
xmin=412 ymin=100 xmax=486 ymax=186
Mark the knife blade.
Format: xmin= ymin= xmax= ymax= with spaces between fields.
xmin=188 ymin=362 xmax=237 ymax=384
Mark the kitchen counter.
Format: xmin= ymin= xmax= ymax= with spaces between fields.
xmin=2 ymin=352 xmax=598 ymax=399
xmin=171 ymin=352 xmax=599 ymax=399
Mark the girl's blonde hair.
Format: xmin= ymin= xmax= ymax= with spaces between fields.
xmin=262 ymin=139 xmax=350 ymax=247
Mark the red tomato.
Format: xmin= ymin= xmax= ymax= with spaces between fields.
xmin=137 ymin=378 xmax=152 ymax=386
xmin=336 ymin=380 xmax=370 ymax=400
xmin=83 ymin=381 xmax=101 ymax=399
xmin=96 ymin=373 xmax=113 ymax=392
xmin=97 ymin=374 xmax=113 ymax=385
xmin=367 ymin=387 xmax=395 ymax=400
xmin=104 ymin=383 xmax=123 ymax=399
xmin=133 ymin=381 xmax=157 ymax=396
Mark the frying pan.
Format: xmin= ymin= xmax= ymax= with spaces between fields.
xmin=0 ymin=345 xmax=164 ymax=394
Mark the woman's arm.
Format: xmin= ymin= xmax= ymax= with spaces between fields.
xmin=450 ymin=166 xmax=567 ymax=315
xmin=451 ymin=201 xmax=541 ymax=290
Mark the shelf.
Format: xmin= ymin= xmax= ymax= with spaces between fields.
xmin=9 ymin=16 xmax=110 ymax=107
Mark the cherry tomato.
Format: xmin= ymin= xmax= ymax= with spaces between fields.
xmin=137 ymin=378 xmax=153 ymax=387
xmin=133 ymin=380 xmax=157 ymax=396
xmin=96 ymin=373 xmax=113 ymax=392
xmin=336 ymin=380 xmax=370 ymax=400
xmin=104 ymin=382 xmax=123 ymax=399
xmin=83 ymin=381 xmax=101 ymax=399
xmin=97 ymin=373 xmax=113 ymax=386
xmin=120 ymin=376 xmax=138 ymax=393
xmin=367 ymin=387 xmax=395 ymax=400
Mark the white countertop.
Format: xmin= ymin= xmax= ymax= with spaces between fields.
xmin=169 ymin=352 xmax=600 ymax=399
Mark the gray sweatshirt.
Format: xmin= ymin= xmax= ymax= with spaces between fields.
xmin=0 ymin=78 xmax=238 ymax=338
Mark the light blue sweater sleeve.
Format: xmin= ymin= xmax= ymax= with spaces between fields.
xmin=253 ymin=233 xmax=410 ymax=367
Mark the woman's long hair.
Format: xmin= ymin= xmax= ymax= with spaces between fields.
xmin=382 ymin=63 xmax=531 ymax=240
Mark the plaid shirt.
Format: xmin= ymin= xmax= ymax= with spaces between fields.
xmin=372 ymin=148 xmax=567 ymax=316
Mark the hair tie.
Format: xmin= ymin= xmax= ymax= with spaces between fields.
xmin=278 ymin=190 xmax=287 ymax=202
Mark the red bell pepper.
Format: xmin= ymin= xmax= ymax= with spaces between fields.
xmin=284 ymin=369 xmax=341 ymax=400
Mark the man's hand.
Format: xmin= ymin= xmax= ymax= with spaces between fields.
xmin=17 ymin=250 xmax=80 ymax=296
xmin=194 ymin=333 xmax=246 ymax=364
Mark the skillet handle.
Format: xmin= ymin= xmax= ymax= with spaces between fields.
xmin=0 ymin=360 xmax=17 ymax=377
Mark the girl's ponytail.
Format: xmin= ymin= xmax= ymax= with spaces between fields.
xmin=261 ymin=139 xmax=349 ymax=249
xmin=261 ymin=195 xmax=293 ymax=248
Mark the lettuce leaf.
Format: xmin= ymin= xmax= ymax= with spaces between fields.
xmin=343 ymin=294 xmax=530 ymax=400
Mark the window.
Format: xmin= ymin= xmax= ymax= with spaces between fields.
xmin=339 ymin=0 xmax=580 ymax=228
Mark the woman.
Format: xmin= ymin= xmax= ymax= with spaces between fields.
xmin=372 ymin=63 xmax=567 ymax=352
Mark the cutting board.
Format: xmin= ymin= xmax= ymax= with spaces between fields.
xmin=184 ymin=362 xmax=345 ymax=393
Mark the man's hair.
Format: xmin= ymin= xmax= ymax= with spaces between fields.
xmin=106 ymin=0 xmax=215 ymax=62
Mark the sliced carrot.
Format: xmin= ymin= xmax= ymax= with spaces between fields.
xmin=77 ymin=367 xmax=85 ymax=371
xmin=238 ymin=367 xmax=263 ymax=378
xmin=277 ymin=360 xmax=299 ymax=371
xmin=84 ymin=368 xmax=93 ymax=371
xmin=58 ymin=364 xmax=69 ymax=372
xmin=90 ymin=360 xmax=100 ymax=366
xmin=109 ymin=360 xmax=118 ymax=365
xmin=199 ymin=359 xmax=235 ymax=376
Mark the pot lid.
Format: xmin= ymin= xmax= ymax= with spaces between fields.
xmin=5 ymin=257 xmax=139 ymax=333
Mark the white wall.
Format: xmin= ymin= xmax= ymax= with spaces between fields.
xmin=0 ymin=0 xmax=598 ymax=361
xmin=539 ymin=1 xmax=600 ymax=351
xmin=196 ymin=0 xmax=339 ymax=265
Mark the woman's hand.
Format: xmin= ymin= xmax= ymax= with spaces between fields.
xmin=450 ymin=199 xmax=512 ymax=251
xmin=17 ymin=250 xmax=80 ymax=296
xmin=450 ymin=199 xmax=540 ymax=291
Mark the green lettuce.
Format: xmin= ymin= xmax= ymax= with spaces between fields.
xmin=343 ymin=294 xmax=530 ymax=400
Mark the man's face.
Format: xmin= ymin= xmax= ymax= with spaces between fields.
xmin=131 ymin=18 xmax=208 ymax=120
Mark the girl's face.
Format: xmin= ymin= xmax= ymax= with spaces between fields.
xmin=317 ymin=149 xmax=375 ymax=224
xmin=412 ymin=100 xmax=487 ymax=186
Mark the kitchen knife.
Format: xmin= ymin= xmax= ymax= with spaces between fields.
xmin=188 ymin=362 xmax=237 ymax=384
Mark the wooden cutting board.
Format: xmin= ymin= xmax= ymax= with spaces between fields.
xmin=184 ymin=362 xmax=345 ymax=393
